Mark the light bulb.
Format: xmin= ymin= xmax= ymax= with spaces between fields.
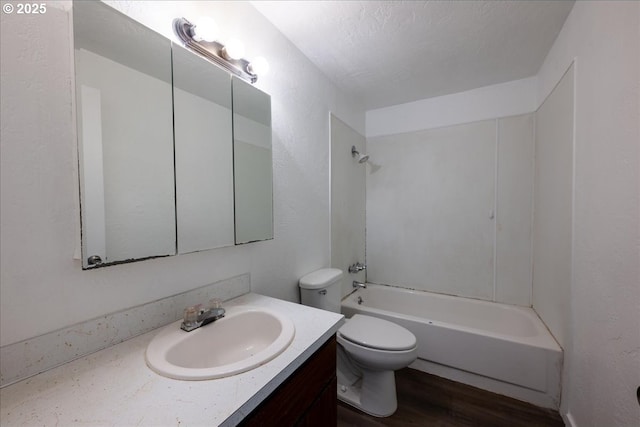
xmin=222 ymin=39 xmax=245 ymax=60
xmin=192 ymin=17 xmax=218 ymax=42
xmin=248 ymin=56 xmax=270 ymax=76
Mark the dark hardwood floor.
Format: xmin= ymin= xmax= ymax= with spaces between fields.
xmin=337 ymin=368 xmax=564 ymax=427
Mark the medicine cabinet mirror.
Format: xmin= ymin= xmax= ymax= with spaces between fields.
xmin=74 ymin=1 xmax=176 ymax=268
xmin=74 ymin=1 xmax=272 ymax=269
xmin=233 ymin=77 xmax=274 ymax=244
xmin=173 ymin=45 xmax=235 ymax=254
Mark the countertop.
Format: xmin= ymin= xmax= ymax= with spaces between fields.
xmin=0 ymin=293 xmax=344 ymax=426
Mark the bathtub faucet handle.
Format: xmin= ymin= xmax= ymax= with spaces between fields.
xmin=348 ymin=262 xmax=367 ymax=274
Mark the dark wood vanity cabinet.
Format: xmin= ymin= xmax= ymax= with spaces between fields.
xmin=240 ymin=336 xmax=337 ymax=427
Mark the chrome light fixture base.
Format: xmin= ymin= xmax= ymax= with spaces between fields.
xmin=173 ymin=17 xmax=257 ymax=84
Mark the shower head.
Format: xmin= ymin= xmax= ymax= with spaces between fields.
xmin=351 ymin=145 xmax=369 ymax=164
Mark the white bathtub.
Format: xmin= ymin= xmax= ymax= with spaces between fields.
xmin=341 ymin=284 xmax=562 ymax=409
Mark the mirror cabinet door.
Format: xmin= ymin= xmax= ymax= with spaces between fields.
xmin=172 ymin=45 xmax=235 ymax=253
xmin=74 ymin=1 xmax=176 ymax=268
xmin=232 ymin=77 xmax=274 ymax=244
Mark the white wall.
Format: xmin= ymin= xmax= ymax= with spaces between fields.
xmin=330 ymin=115 xmax=367 ymax=297
xmin=532 ymin=64 xmax=574 ymax=349
xmin=0 ymin=1 xmax=364 ymax=347
xmin=366 ymin=114 xmax=534 ymax=305
xmin=535 ymin=2 xmax=640 ymax=426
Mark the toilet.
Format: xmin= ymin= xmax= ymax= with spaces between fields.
xmin=299 ymin=268 xmax=417 ymax=417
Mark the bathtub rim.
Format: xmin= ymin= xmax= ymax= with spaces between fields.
xmin=342 ymin=283 xmax=561 ymax=352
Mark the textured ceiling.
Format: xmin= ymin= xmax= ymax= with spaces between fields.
xmin=251 ymin=0 xmax=574 ymax=110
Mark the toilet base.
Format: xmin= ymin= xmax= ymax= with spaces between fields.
xmin=337 ymin=370 xmax=398 ymax=417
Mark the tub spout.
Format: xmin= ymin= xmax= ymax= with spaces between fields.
xmin=353 ymin=281 xmax=367 ymax=289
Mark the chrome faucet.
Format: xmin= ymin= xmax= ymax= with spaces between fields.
xmin=348 ymin=262 xmax=367 ymax=274
xmin=353 ymin=281 xmax=367 ymax=289
xmin=181 ymin=298 xmax=226 ymax=332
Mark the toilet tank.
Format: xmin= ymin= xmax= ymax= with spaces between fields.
xmin=299 ymin=268 xmax=343 ymax=313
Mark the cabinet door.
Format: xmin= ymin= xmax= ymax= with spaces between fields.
xmin=74 ymin=1 xmax=175 ymax=268
xmin=173 ymin=45 xmax=234 ymax=254
xmin=232 ymin=77 xmax=273 ymax=244
xmin=297 ymin=377 xmax=338 ymax=427
xmin=240 ymin=337 xmax=337 ymax=426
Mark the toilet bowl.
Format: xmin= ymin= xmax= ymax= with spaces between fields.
xmin=338 ymin=314 xmax=417 ymax=371
xmin=336 ymin=314 xmax=417 ymax=416
xmin=299 ymin=269 xmax=417 ymax=417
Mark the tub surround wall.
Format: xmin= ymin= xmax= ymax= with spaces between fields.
xmin=496 ymin=114 xmax=536 ymax=305
xmin=367 ymin=121 xmax=497 ymax=301
xmin=532 ymin=65 xmax=574 ymax=350
xmin=367 ymin=114 xmax=534 ymax=306
xmin=0 ymin=1 xmax=364 ymax=348
xmin=330 ymin=115 xmax=367 ymax=297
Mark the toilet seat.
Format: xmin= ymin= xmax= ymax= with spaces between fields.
xmin=338 ymin=314 xmax=416 ymax=351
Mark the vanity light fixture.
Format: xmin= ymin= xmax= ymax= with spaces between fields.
xmin=221 ymin=38 xmax=246 ymax=60
xmin=247 ymin=56 xmax=270 ymax=76
xmin=173 ymin=17 xmax=268 ymax=84
xmin=191 ymin=17 xmax=218 ymax=42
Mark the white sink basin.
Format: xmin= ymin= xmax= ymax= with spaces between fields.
xmin=145 ymin=305 xmax=295 ymax=380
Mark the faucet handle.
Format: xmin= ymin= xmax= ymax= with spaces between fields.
xmin=183 ymin=306 xmax=199 ymax=323
xmin=208 ymin=298 xmax=223 ymax=309
xmin=348 ymin=262 xmax=367 ymax=274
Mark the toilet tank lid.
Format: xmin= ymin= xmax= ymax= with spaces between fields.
xmin=299 ymin=268 xmax=343 ymax=289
